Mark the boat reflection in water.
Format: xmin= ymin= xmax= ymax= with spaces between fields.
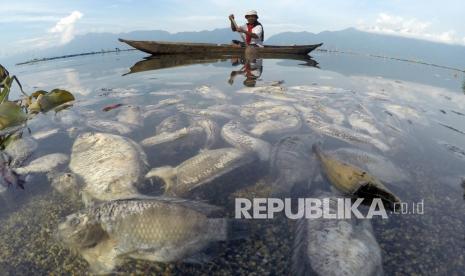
xmin=124 ymin=53 xmax=319 ymax=87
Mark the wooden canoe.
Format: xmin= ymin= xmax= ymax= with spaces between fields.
xmin=123 ymin=53 xmax=319 ymax=75
xmin=119 ymin=39 xmax=323 ymax=55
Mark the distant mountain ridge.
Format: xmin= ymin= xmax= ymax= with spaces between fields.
xmin=9 ymin=27 xmax=465 ymax=69
xmin=267 ymin=27 xmax=465 ymax=69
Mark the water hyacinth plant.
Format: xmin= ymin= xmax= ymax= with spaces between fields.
xmin=0 ymin=63 xmax=75 ymax=138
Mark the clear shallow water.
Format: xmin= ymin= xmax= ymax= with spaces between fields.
xmin=0 ymin=50 xmax=464 ymax=275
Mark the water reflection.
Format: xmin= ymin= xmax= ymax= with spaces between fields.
xmin=124 ymin=53 xmax=318 ymax=87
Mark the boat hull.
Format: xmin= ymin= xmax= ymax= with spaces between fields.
xmin=119 ymin=39 xmax=323 ymax=55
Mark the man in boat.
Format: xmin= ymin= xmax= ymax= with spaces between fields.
xmin=229 ymin=10 xmax=264 ymax=47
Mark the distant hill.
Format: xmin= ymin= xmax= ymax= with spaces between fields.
xmin=9 ymin=27 xmax=465 ymax=69
xmin=267 ymin=27 xmax=465 ymax=69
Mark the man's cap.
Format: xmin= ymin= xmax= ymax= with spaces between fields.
xmin=245 ymin=10 xmax=258 ymax=18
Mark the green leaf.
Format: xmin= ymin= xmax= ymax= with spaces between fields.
xmin=29 ymin=89 xmax=75 ymax=113
xmin=0 ymin=101 xmax=27 ymax=130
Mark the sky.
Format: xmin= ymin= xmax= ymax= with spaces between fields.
xmin=1 ymin=0 xmax=465 ymax=58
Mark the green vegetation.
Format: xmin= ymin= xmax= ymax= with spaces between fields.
xmin=0 ymin=64 xmax=75 ymax=147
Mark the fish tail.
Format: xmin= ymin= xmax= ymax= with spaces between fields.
xmin=292 ymin=216 xmax=313 ymax=276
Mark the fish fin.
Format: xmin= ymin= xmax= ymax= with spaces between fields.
xmin=145 ymin=166 xmax=176 ymax=192
xmin=81 ymin=238 xmax=120 ymax=274
xmin=183 ymin=251 xmax=213 ymax=264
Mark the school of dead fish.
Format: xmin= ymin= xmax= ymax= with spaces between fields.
xmin=2 ymin=80 xmax=459 ymax=275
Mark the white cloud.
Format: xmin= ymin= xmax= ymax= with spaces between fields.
xmin=49 ymin=11 xmax=83 ymax=44
xmin=358 ymin=13 xmax=464 ymax=45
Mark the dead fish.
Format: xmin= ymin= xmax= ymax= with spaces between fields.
xmin=14 ymin=153 xmax=69 ymax=175
xmin=221 ymin=120 xmax=271 ymax=161
xmin=87 ymin=119 xmax=134 ymax=135
xmin=179 ymin=106 xmax=236 ymax=120
xmin=140 ymin=126 xmax=203 ymax=147
xmin=155 ymin=114 xmax=188 ymax=134
xmin=146 ymin=148 xmax=254 ymax=197
xmin=329 ymin=148 xmax=408 ymax=183
xmin=69 ymin=132 xmax=148 ymax=203
xmin=250 ymin=116 xmax=301 ymax=137
xmin=348 ymin=111 xmax=381 ymax=135
xmin=250 ymin=105 xmax=302 ymax=136
xmin=313 ymin=144 xmax=400 ymax=210
xmin=269 ymin=135 xmax=318 ymax=196
xmin=31 ymin=128 xmax=60 ymax=140
xmin=315 ymin=104 xmax=345 ymax=125
xmin=237 ymin=85 xmax=286 ymax=95
xmin=194 ymin=118 xmax=220 ymax=149
xmin=4 ymin=136 xmax=38 ymax=167
xmin=57 ymin=197 xmax=248 ymax=274
xmin=240 ymin=100 xmax=281 ymax=118
xmin=195 ymin=85 xmax=228 ymax=100
xmin=292 ymin=191 xmax=383 ymax=276
xmin=116 ymin=105 xmax=143 ymax=127
xmin=307 ymin=118 xmax=389 ymax=152
xmin=48 ymin=171 xmax=80 ymax=198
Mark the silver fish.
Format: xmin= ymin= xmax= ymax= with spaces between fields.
xmin=221 ymin=120 xmax=271 ymax=161
xmin=69 ymin=132 xmax=148 ymax=203
xmin=300 ymin=110 xmax=389 ymax=152
xmin=155 ymin=114 xmax=188 ymax=134
xmin=48 ymin=171 xmax=80 ymax=198
xmin=146 ymin=148 xmax=254 ymax=197
xmin=348 ymin=111 xmax=381 ymax=135
xmin=269 ymin=135 xmax=318 ymax=196
xmin=140 ymin=126 xmax=203 ymax=147
xmin=4 ymin=136 xmax=38 ymax=167
xmin=194 ymin=118 xmax=220 ymax=149
xmin=250 ymin=105 xmax=302 ymax=136
xmin=292 ymin=191 xmax=383 ymax=276
xmin=14 ymin=153 xmax=68 ymax=175
xmin=57 ymin=197 xmax=248 ymax=274
xmin=87 ymin=119 xmax=134 ymax=135
xmin=31 ymin=128 xmax=60 ymax=140
xmin=250 ymin=117 xmax=302 ymax=137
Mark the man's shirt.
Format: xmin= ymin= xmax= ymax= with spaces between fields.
xmin=240 ymin=23 xmax=264 ymax=46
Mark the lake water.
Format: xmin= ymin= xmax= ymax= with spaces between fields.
xmin=0 ymin=50 xmax=464 ymax=275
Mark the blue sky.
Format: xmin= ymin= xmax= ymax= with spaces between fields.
xmin=1 ymin=0 xmax=465 ymax=57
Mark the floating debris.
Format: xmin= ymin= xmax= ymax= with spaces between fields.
xmin=102 ymin=103 xmax=123 ymax=112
